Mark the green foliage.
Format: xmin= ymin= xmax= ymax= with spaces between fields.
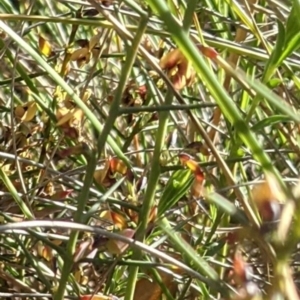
xmin=264 ymin=0 xmax=300 ymax=82
xmin=0 ymin=1 xmax=299 ymax=300
xmin=158 ymin=169 xmax=193 ymax=217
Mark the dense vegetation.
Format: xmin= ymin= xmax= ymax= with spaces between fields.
xmin=0 ymin=0 xmax=300 ymax=299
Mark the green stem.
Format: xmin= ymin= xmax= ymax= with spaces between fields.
xmin=53 ymin=13 xmax=148 ymax=300
xmin=124 ymin=89 xmax=174 ymax=300
xmin=3 ymin=14 xmax=300 ymax=68
xmin=53 ymin=152 xmax=96 ymax=300
xmin=0 ymin=168 xmax=33 ymax=219
xmin=119 ymin=103 xmax=215 ymax=114
xmin=0 ymin=20 xmax=129 ymax=166
xmin=159 ymin=217 xmax=229 ymax=295
xmin=182 ymin=0 xmax=198 ymax=31
xmin=96 ymin=15 xmax=148 ymax=157
xmin=145 ymin=0 xmax=282 ymax=180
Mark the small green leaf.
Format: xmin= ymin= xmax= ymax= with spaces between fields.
xmin=263 ymin=1 xmax=300 ymax=82
xmin=205 ymin=192 xmax=249 ymax=225
xmin=158 ymin=169 xmax=193 ymax=216
xmin=263 ymin=20 xmax=285 ymax=82
xmin=251 ymin=115 xmax=292 ymax=132
xmin=278 ymin=33 xmax=300 ymax=65
xmin=268 ymin=78 xmax=284 ymax=88
xmin=205 ymin=240 xmax=226 ymax=257
xmin=285 ymin=0 xmax=300 ymax=43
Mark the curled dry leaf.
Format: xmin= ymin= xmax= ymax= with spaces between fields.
xmin=56 ymin=106 xmax=83 ymax=138
xmin=125 ymin=205 xmax=157 ymax=225
xmin=56 ymin=107 xmax=82 ymax=127
xmin=71 ymin=47 xmax=91 ymax=67
xmin=133 ymin=271 xmax=178 ymax=300
xmin=159 ymin=45 xmax=218 ymax=90
xmin=94 ymin=158 xmax=130 ymax=188
xmin=105 ymin=228 xmax=135 ymax=255
xmin=123 ymin=207 xmax=139 ymax=224
xmin=55 ymin=88 xmax=92 ymax=138
xmin=159 ymin=48 xmax=195 ymax=90
xmin=100 ymin=210 xmax=127 ymax=230
xmin=75 ymin=267 xmax=89 ymax=285
xmin=109 ymin=158 xmax=127 ymax=175
xmin=94 ymin=160 xmax=116 ymax=188
xmin=179 ymin=153 xmax=204 ymax=179
xmin=71 ymin=32 xmax=101 ymax=67
xmin=42 ymin=181 xmax=54 ymax=196
xmin=56 ymin=106 xmax=71 ymax=123
xmin=15 ymin=101 xmax=37 ymax=122
xmin=36 ymin=242 xmax=53 ymax=261
xmin=121 ymin=81 xmax=148 ymax=107
xmin=179 ymin=153 xmax=204 ymax=198
xmin=197 ymin=44 xmax=219 ymax=59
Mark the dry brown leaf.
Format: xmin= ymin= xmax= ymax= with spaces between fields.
xmin=197 ymin=44 xmax=219 ymax=59
xmin=179 ymin=153 xmax=204 ymax=183
xmin=70 ymin=48 xmax=90 ymax=63
xmin=94 ymin=160 xmax=116 ymax=187
xmin=56 ymin=106 xmax=83 ymax=138
xmin=109 ymin=158 xmax=127 ymax=175
xmin=36 ymin=242 xmax=53 ymax=261
xmin=56 ymin=108 xmax=80 ymax=127
xmin=71 ymin=32 xmax=101 ymax=67
xmin=15 ymin=101 xmax=37 ymax=122
xmin=133 ymin=271 xmax=177 ymax=300
xmin=106 ymin=228 xmax=135 ymax=255
xmin=159 ymin=48 xmax=195 ymax=90
xmin=100 ymin=210 xmax=127 ymax=230
xmin=89 ymin=32 xmax=101 ymax=50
